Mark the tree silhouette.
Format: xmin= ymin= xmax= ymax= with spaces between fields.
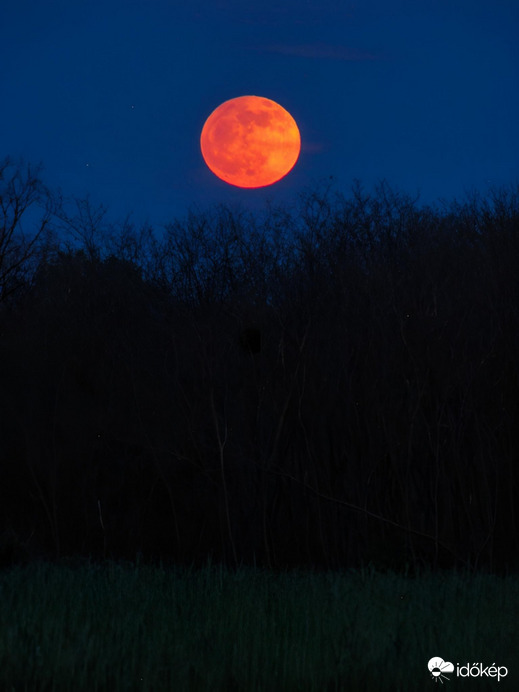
xmin=0 ymin=166 xmax=518 ymax=573
xmin=0 ymin=157 xmax=52 ymax=306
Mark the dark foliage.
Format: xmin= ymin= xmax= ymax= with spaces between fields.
xmin=1 ymin=158 xmax=518 ymax=573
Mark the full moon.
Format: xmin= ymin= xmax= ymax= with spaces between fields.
xmin=200 ymin=95 xmax=301 ymax=188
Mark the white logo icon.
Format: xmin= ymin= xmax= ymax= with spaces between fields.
xmin=428 ymin=657 xmax=454 ymax=683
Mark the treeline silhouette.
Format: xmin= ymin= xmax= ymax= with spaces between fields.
xmin=1 ymin=157 xmax=518 ymax=573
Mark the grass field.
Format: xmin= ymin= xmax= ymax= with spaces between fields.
xmin=0 ymin=559 xmax=517 ymax=691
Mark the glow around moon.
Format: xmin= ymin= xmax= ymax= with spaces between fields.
xmin=200 ymin=95 xmax=301 ymax=188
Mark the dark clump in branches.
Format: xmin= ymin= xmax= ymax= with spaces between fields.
xmin=240 ymin=327 xmax=261 ymax=355
xmin=1 ymin=156 xmax=518 ymax=575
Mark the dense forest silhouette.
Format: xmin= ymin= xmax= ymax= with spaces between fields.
xmin=1 ymin=157 xmax=518 ymax=574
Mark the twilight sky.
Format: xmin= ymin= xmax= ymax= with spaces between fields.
xmin=2 ymin=0 xmax=518 ymax=226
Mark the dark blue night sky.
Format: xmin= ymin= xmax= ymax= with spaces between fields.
xmin=2 ymin=0 xmax=517 ymax=226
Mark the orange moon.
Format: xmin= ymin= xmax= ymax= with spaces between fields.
xmin=200 ymin=95 xmax=301 ymax=188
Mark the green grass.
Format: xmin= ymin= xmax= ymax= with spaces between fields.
xmin=0 ymin=559 xmax=517 ymax=691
